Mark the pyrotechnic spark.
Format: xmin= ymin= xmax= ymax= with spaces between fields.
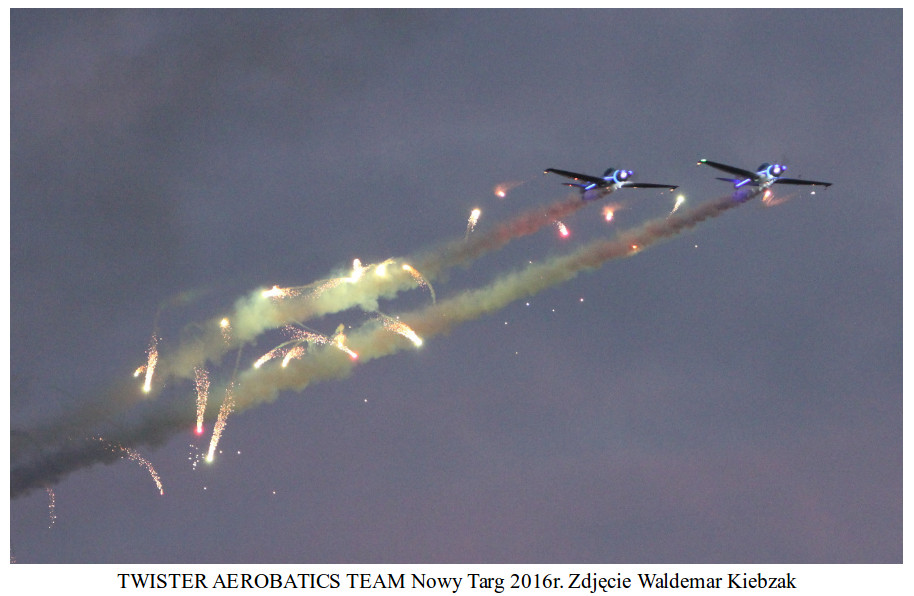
xmin=760 ymin=188 xmax=793 ymax=207
xmin=187 ymin=443 xmax=204 ymax=470
xmin=206 ymin=387 xmax=235 ymax=462
xmin=262 ymin=285 xmax=299 ymax=299
xmin=11 ymin=189 xmax=763 ymax=499
xmin=603 ymin=207 xmax=614 ymax=222
xmin=142 ymin=335 xmax=158 ymax=393
xmin=220 ymin=318 xmax=232 ymax=343
xmin=347 ymin=258 xmax=365 ymax=283
xmin=377 ymin=313 xmax=423 ymax=347
xmin=493 ymin=180 xmax=524 ymax=198
xmin=669 ymin=194 xmax=686 ymax=216
xmin=92 ymin=437 xmax=164 ymax=495
xmin=123 ymin=447 xmax=164 ymax=495
xmin=253 ymin=347 xmax=284 ymax=369
xmin=133 ymin=365 xmax=145 ymax=378
xmin=194 ymin=367 xmax=209 ymax=435
xmin=45 ymin=487 xmax=56 ymax=528
xmin=556 ymin=221 xmax=570 ymax=238
xmin=282 ymin=345 xmax=306 ymax=367
xmin=332 ymin=328 xmax=359 ymax=360
xmin=401 ymin=263 xmax=437 ymax=303
xmin=465 ymin=208 xmax=482 ymax=239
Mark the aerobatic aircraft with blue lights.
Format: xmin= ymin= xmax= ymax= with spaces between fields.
xmin=544 ymin=167 xmax=678 ymax=201
xmin=697 ymin=159 xmax=832 ymax=189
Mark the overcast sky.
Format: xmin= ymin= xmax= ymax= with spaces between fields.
xmin=9 ymin=9 xmax=901 ymax=564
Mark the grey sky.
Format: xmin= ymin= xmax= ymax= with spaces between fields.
xmin=10 ymin=9 xmax=901 ymax=563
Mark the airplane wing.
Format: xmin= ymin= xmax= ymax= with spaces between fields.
xmin=624 ymin=183 xmax=678 ymax=190
xmin=697 ymin=159 xmax=757 ymax=180
xmin=773 ymin=177 xmax=832 ymax=188
xmin=544 ymin=168 xmax=606 ymax=185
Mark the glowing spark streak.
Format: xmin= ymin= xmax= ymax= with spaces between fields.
xmin=254 ymin=347 xmax=284 ymax=369
xmin=332 ymin=331 xmax=359 ymax=360
xmin=142 ymin=335 xmax=158 ymax=393
xmin=465 ymin=208 xmax=481 ymax=239
xmin=46 ymin=487 xmax=56 ymax=528
xmin=194 ymin=367 xmax=209 ymax=434
xmin=379 ymin=314 xmax=423 ymax=347
xmin=94 ymin=437 xmax=165 ymax=495
xmin=262 ymin=285 xmax=296 ymax=299
xmin=282 ymin=345 xmax=306 ymax=367
xmin=401 ymin=263 xmax=437 ymax=303
xmin=669 ymin=195 xmax=686 ymax=216
xmin=603 ymin=207 xmax=614 ymax=222
xmin=556 ymin=221 xmax=570 ymax=237
xmin=133 ymin=365 xmax=145 ymax=378
xmin=207 ymin=388 xmax=235 ymax=462
xmin=123 ymin=447 xmax=164 ymax=495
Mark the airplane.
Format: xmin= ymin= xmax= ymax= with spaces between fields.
xmin=697 ymin=159 xmax=832 ymax=189
xmin=544 ymin=167 xmax=678 ymax=201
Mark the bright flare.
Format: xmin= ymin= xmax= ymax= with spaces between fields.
xmin=556 ymin=221 xmax=570 ymax=238
xmin=220 ymin=318 xmax=232 ymax=343
xmin=347 ymin=258 xmax=365 ymax=283
xmin=465 ymin=208 xmax=482 ymax=238
xmin=669 ymin=194 xmax=686 ymax=216
xmin=142 ymin=335 xmax=158 ymax=393
xmin=493 ymin=180 xmax=523 ymax=198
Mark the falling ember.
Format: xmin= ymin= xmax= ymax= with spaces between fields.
xmin=206 ymin=387 xmax=235 ymax=463
xmin=401 ymin=263 xmax=437 ymax=303
xmin=194 ymin=367 xmax=209 ymax=435
xmin=465 ymin=208 xmax=482 ymax=239
xmin=378 ymin=313 xmax=423 ymax=347
xmin=603 ymin=207 xmax=615 ymax=222
xmin=133 ymin=365 xmax=146 ymax=378
xmin=45 ymin=487 xmax=56 ymax=528
xmin=142 ymin=335 xmax=158 ymax=394
xmin=556 ymin=221 xmax=570 ymax=237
